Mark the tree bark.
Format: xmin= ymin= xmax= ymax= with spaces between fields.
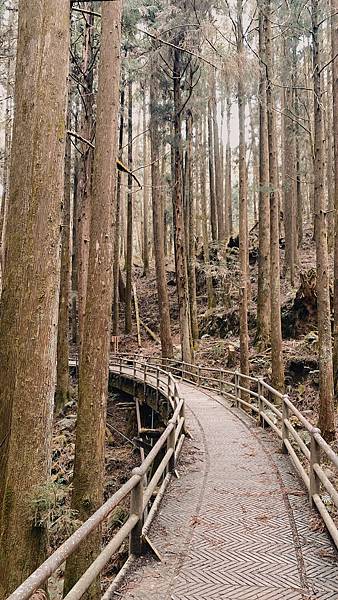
xmin=112 ymin=83 xmax=125 ymax=336
xmin=208 ymin=97 xmax=218 ymax=242
xmin=225 ymin=98 xmax=233 ymax=237
xmin=55 ymin=101 xmax=72 ymax=413
xmin=256 ymin=5 xmax=270 ymax=350
xmin=186 ymin=108 xmax=199 ymax=340
xmin=312 ymin=0 xmax=335 ymax=440
xmin=142 ymin=87 xmax=150 ymax=276
xmin=150 ymin=58 xmax=174 ymax=358
xmin=125 ymin=78 xmax=133 ymax=334
xmin=200 ymin=111 xmax=215 ymax=310
xmin=173 ymin=48 xmax=193 ymax=364
xmin=63 ymin=3 xmax=122 ymax=596
xmin=266 ymin=2 xmax=284 ymax=391
xmin=211 ymin=68 xmax=225 ymax=242
xmin=0 ymin=1 xmax=69 ymax=595
xmin=237 ymin=0 xmax=249 ymax=388
xmin=332 ymin=0 xmax=338 ymax=389
xmin=77 ymin=2 xmax=94 ymax=353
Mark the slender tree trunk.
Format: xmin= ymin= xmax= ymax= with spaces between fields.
xmin=112 ymin=83 xmax=125 ymax=336
xmin=173 ymin=48 xmax=192 ymax=364
xmin=63 ymin=4 xmax=122 ymax=596
xmin=125 ymin=78 xmax=133 ymax=334
xmin=283 ymin=36 xmax=297 ymax=286
xmin=256 ymin=5 xmax=270 ymax=349
xmin=55 ymin=102 xmax=72 ymax=413
xmin=237 ymin=0 xmax=249 ymax=386
xmin=211 ymin=69 xmax=225 ymax=242
xmin=200 ymin=111 xmax=215 ymax=309
xmin=150 ymin=58 xmax=174 ymax=358
xmin=312 ymin=0 xmax=335 ymax=440
xmin=208 ymin=98 xmax=218 ymax=242
xmin=266 ymin=2 xmax=284 ymax=391
xmin=142 ymin=88 xmax=150 ymax=276
xmin=295 ymin=89 xmax=303 ymax=247
xmin=186 ymin=109 xmax=199 ymax=340
xmin=77 ymin=3 xmax=94 ymax=353
xmin=332 ymin=0 xmax=338 ymax=389
xmin=0 ymin=2 xmax=69 ymax=595
xmin=225 ymin=98 xmax=233 ymax=237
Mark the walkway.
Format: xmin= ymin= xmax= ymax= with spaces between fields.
xmin=117 ymin=383 xmax=338 ymax=600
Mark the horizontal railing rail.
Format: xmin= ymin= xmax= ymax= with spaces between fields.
xmin=115 ymin=352 xmax=338 ymax=551
xmin=8 ymin=357 xmax=185 ymax=600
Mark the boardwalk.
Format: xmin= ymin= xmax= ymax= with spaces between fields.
xmin=118 ymin=382 xmax=338 ymax=600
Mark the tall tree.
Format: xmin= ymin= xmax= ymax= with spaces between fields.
xmin=332 ymin=0 xmax=338 ymax=389
xmin=237 ymin=0 xmax=250 ymax=384
xmin=150 ymin=55 xmax=174 ymax=358
xmin=173 ymin=47 xmax=193 ymax=364
xmin=55 ymin=102 xmax=72 ymax=413
xmin=125 ymin=77 xmax=133 ymax=334
xmin=63 ymin=3 xmax=122 ymax=595
xmin=76 ymin=3 xmax=94 ymax=352
xmin=266 ymin=0 xmax=284 ymax=391
xmin=0 ymin=1 xmax=69 ymax=595
xmin=256 ymin=3 xmax=270 ymax=349
xmin=311 ymin=0 xmax=335 ymax=439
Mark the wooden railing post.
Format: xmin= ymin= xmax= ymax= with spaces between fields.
xmin=197 ymin=366 xmax=201 ymax=386
xmin=129 ymin=469 xmax=144 ymax=556
xmin=310 ymin=427 xmax=321 ymax=507
xmin=234 ymin=372 xmax=239 ymax=407
xmin=257 ymin=379 xmax=263 ymax=426
xmin=167 ymin=425 xmax=176 ymax=473
xmin=219 ymin=370 xmax=223 ymax=394
xmin=282 ymin=394 xmax=289 ymax=454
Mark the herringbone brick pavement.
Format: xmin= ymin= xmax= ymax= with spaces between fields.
xmin=116 ymin=384 xmax=338 ymax=600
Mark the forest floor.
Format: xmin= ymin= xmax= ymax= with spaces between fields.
xmin=118 ymin=221 xmax=337 ymax=439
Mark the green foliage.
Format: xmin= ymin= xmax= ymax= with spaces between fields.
xmin=30 ymin=481 xmax=82 ymax=544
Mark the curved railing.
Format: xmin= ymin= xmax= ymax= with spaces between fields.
xmin=8 ymin=358 xmax=185 ymax=600
xmin=115 ymin=353 xmax=338 ymax=551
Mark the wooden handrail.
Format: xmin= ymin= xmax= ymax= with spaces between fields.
xmin=8 ymin=357 xmax=185 ymax=600
xmin=118 ymin=353 xmax=338 ymax=551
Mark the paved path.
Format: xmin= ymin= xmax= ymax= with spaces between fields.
xmin=116 ymin=382 xmax=338 ymax=600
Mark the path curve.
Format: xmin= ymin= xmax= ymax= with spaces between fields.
xmin=116 ymin=382 xmax=338 ymax=600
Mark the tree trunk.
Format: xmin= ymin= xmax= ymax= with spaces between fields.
xmin=208 ymin=98 xmax=218 ymax=242
xmin=63 ymin=4 xmax=122 ymax=596
xmin=112 ymin=83 xmax=125 ymax=336
xmin=266 ymin=2 xmax=284 ymax=391
xmin=77 ymin=2 xmax=94 ymax=353
xmin=0 ymin=2 xmax=69 ymax=595
xmin=211 ymin=68 xmax=225 ymax=242
xmin=150 ymin=58 xmax=174 ymax=358
xmin=142 ymin=88 xmax=150 ymax=276
xmin=55 ymin=102 xmax=72 ymax=414
xmin=332 ymin=0 xmax=338 ymax=389
xmin=237 ymin=0 xmax=249 ymax=387
xmin=312 ymin=0 xmax=335 ymax=440
xmin=186 ymin=109 xmax=199 ymax=340
xmin=283 ymin=36 xmax=297 ymax=286
xmin=173 ymin=48 xmax=193 ymax=364
xmin=125 ymin=78 xmax=133 ymax=334
xmin=200 ymin=111 xmax=215 ymax=310
xmin=225 ymin=98 xmax=233 ymax=237
xmin=256 ymin=6 xmax=270 ymax=350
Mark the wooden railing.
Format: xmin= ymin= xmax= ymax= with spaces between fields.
xmin=117 ymin=353 xmax=338 ymax=551
xmin=7 ymin=358 xmax=185 ymax=600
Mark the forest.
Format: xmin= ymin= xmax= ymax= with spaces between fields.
xmin=0 ymin=0 xmax=338 ymax=598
